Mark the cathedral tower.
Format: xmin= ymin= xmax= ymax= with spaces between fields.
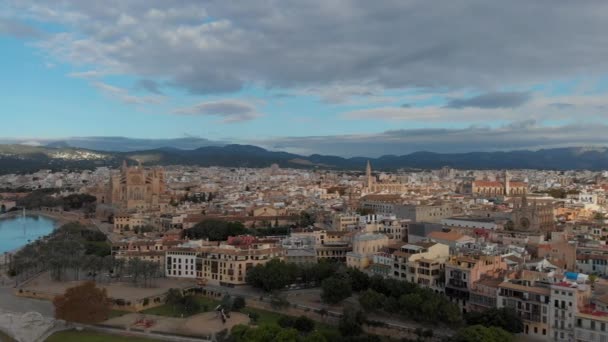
xmin=504 ymin=170 xmax=510 ymax=196
xmin=366 ymin=161 xmax=373 ymax=188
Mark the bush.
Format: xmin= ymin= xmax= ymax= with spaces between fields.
xmin=248 ymin=311 xmax=260 ymax=324
xmin=293 ymin=316 xmax=315 ymax=333
xmin=233 ymin=296 xmax=246 ymax=311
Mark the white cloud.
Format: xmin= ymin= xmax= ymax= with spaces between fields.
xmin=92 ymin=81 xmax=165 ymax=105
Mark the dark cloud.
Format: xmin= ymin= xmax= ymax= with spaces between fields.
xmin=11 ymin=1 xmax=608 ymax=94
xmin=173 ymin=100 xmax=262 ymax=123
xmin=400 ymin=103 xmax=412 ymax=108
xmin=136 ymin=79 xmax=163 ymax=95
xmin=446 ymin=92 xmax=532 ymax=109
xmin=255 ymin=122 xmax=608 ymax=157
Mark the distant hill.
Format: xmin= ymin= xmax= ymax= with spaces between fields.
xmin=0 ymin=144 xmax=608 ymax=174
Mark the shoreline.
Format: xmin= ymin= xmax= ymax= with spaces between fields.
xmin=0 ymin=212 xmax=69 ymax=265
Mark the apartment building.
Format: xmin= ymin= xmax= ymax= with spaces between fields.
xmin=112 ymin=238 xmax=183 ymax=267
xmin=497 ymin=278 xmax=551 ymax=339
xmin=575 ymin=310 xmax=608 ymax=342
xmin=165 ymin=237 xmax=284 ymax=286
xmin=550 ymin=281 xmax=591 ymax=342
xmin=391 ymin=241 xmax=449 ymax=292
xmin=445 ymin=255 xmax=506 ymax=312
xmin=394 ymin=203 xmax=454 ymax=223
xmin=347 ymin=232 xmax=389 ymax=269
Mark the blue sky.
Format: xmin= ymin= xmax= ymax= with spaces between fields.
xmin=2 ymin=1 xmax=608 ymax=156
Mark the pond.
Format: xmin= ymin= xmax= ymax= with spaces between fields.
xmin=0 ymin=215 xmax=57 ymax=254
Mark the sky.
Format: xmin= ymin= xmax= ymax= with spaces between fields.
xmin=2 ymin=1 xmax=608 ymax=157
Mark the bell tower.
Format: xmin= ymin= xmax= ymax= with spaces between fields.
xmin=504 ymin=170 xmax=510 ymax=196
xmin=366 ymin=161 xmax=373 ymax=188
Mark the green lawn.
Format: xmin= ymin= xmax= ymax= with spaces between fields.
xmin=45 ymin=330 xmax=159 ymax=342
xmin=140 ymin=296 xmax=220 ymax=317
xmin=241 ymin=307 xmax=287 ymax=326
xmin=108 ymin=310 xmax=130 ymax=319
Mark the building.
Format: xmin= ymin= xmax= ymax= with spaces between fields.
xmin=394 ymin=203 xmax=454 ymax=223
xmin=466 ymin=171 xmax=528 ymax=197
xmin=166 ymin=237 xmax=285 ymax=286
xmin=497 ymin=277 xmax=551 ymax=339
xmin=509 ymin=195 xmax=555 ymax=232
xmin=346 ymin=232 xmax=389 ymax=269
xmin=112 ymin=238 xmax=183 ymax=267
xmin=574 ymin=310 xmax=608 ymax=342
xmin=427 ymin=231 xmax=476 ymax=254
xmin=359 ymin=194 xmax=402 ymax=215
xmin=364 ymin=161 xmax=408 ymax=194
xmin=108 ymin=161 xmax=168 ymax=211
xmin=445 ymin=255 xmax=506 ymax=312
xmin=332 ymin=212 xmax=360 ymax=231
xmin=391 ymin=241 xmax=450 ymax=292
xmin=551 ymin=281 xmax=591 ymax=341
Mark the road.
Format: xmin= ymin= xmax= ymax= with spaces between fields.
xmin=0 ymin=287 xmax=54 ymax=317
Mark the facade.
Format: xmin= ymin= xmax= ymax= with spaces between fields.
xmin=394 ymin=203 xmax=454 ymax=223
xmin=166 ymin=247 xmax=198 ymax=279
xmin=332 ymin=213 xmax=360 ymax=231
xmin=551 ymin=282 xmax=591 ymax=342
xmin=391 ymin=241 xmax=450 ymax=292
xmin=112 ymin=238 xmax=182 ymax=267
xmin=468 ymin=171 xmax=528 ymax=197
xmin=346 ymin=232 xmax=389 ymax=269
xmin=166 ymin=238 xmax=285 ymax=286
xmin=445 ymin=255 xmax=506 ymax=312
xmin=108 ymin=161 xmax=167 ymax=211
xmin=575 ymin=311 xmax=608 ymax=342
xmin=498 ymin=279 xmax=551 ymax=339
xmin=364 ymin=161 xmax=408 ymax=194
xmin=509 ymin=195 xmax=555 ymax=232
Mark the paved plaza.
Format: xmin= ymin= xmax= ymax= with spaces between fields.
xmin=21 ymin=273 xmax=197 ymax=301
xmin=105 ymin=312 xmax=249 ymax=337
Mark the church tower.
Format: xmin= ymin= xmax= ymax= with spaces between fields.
xmin=366 ymin=161 xmax=373 ymax=188
xmin=504 ymin=170 xmax=510 ymax=196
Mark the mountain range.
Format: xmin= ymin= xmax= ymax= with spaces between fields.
xmin=0 ymin=143 xmax=608 ymax=175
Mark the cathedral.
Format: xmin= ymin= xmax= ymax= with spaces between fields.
xmin=108 ymin=161 xmax=168 ymax=211
xmin=509 ymin=195 xmax=555 ymax=232
xmin=363 ymin=161 xmax=408 ymax=194
xmin=467 ymin=170 xmax=527 ymax=197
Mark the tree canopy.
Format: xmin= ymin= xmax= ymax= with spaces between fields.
xmin=53 ymin=281 xmax=110 ymax=324
xmin=321 ymin=274 xmax=352 ymax=304
xmin=464 ymin=308 xmax=523 ymax=334
xmin=184 ymin=219 xmax=249 ymax=241
xmin=451 ymin=325 xmax=513 ymax=342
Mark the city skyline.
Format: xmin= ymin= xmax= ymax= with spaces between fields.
xmin=3 ymin=1 xmax=608 ymax=156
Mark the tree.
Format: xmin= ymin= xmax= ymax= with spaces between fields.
xmin=339 ymin=306 xmax=366 ymax=337
xmin=53 ymin=281 xmax=110 ymax=323
xmin=358 ymin=289 xmax=385 ymax=312
xmin=321 ymin=274 xmax=352 ymax=304
xmin=298 ymin=211 xmax=315 ymax=227
xmin=465 ymin=308 xmax=523 ymax=333
xmin=233 ymin=296 xmax=246 ymax=311
xmin=293 ymin=316 xmax=315 ymax=333
xmin=451 ymin=325 xmax=512 ymax=342
xmin=347 ymin=268 xmax=370 ymax=292
xmin=231 ymin=324 xmax=300 ymax=342
xmin=185 ymin=219 xmax=250 ymax=241
xmin=246 ymin=259 xmax=298 ymax=292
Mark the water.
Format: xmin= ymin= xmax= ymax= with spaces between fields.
xmin=0 ymin=215 xmax=57 ymax=254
